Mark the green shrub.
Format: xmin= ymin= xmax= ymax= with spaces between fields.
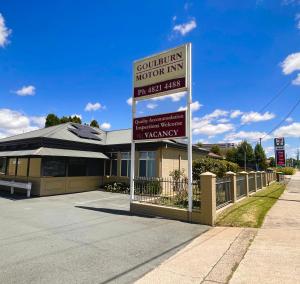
xmin=103 ymin=182 xmax=129 ymax=193
xmin=193 ymin=157 xmax=239 ymax=178
xmin=134 ymin=179 xmax=162 ymax=195
xmin=276 ymin=167 xmax=295 ymax=175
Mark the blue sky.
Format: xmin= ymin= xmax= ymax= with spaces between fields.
xmin=1 ymin=0 xmax=300 ymax=157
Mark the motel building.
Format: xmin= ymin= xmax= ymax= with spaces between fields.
xmin=0 ymin=123 xmax=209 ymax=196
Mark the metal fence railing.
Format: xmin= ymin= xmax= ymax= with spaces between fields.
xmin=132 ymin=177 xmax=201 ymax=210
xmin=248 ymin=174 xmax=256 ymax=193
xmin=216 ymin=177 xmax=232 ymax=209
xmin=256 ymin=173 xmax=262 ymax=189
xmin=236 ymin=174 xmax=246 ymax=199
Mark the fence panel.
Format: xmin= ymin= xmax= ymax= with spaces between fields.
xmin=248 ymin=174 xmax=255 ymax=193
xmin=216 ymin=177 xmax=232 ymax=209
xmin=256 ymin=173 xmax=262 ymax=189
xmin=132 ymin=177 xmax=201 ymax=210
xmin=236 ymin=174 xmax=246 ymax=199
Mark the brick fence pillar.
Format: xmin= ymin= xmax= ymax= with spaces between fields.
xmin=200 ymin=172 xmax=216 ymax=226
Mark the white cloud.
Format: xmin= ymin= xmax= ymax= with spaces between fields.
xmin=71 ymin=114 xmax=82 ymax=119
xmin=173 ymin=19 xmax=197 ymax=36
xmin=126 ymin=97 xmax=133 ymax=106
xmin=241 ymin=111 xmax=275 ymax=124
xmin=281 ymin=52 xmax=300 ymax=75
xmin=295 ymin=14 xmax=300 ymax=30
xmin=230 ymin=110 xmax=243 ymax=118
xmin=85 ymin=102 xmax=103 ymax=111
xmin=0 ymin=109 xmax=44 ymax=139
xmin=178 ymin=101 xmax=202 ymax=112
xmin=151 ymin=91 xmax=186 ymax=102
xmin=193 ymin=123 xmax=234 ymax=136
xmin=224 ymin=131 xmax=271 ymax=142
xmin=0 ymin=13 xmax=11 ymax=47
xmin=286 ymin=117 xmax=293 ymax=123
xmin=146 ymin=103 xmax=157 ymax=110
xmin=273 ymin=122 xmax=300 ymax=138
xmin=201 ymin=109 xmax=229 ymax=120
xmin=172 ymin=15 xmax=177 ymax=21
xmin=30 ymin=116 xmax=46 ymax=128
xmin=100 ymin=122 xmax=111 ymax=130
xmin=292 ymin=73 xmax=300 ymax=85
xmin=218 ymin=118 xmax=230 ymax=123
xmin=15 ymin=85 xmax=36 ymax=96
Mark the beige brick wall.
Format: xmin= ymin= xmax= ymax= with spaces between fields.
xmin=160 ymin=146 xmax=206 ymax=178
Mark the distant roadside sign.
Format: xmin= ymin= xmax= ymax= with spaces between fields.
xmin=133 ymin=44 xmax=188 ymax=100
xmin=133 ymin=111 xmax=186 ymax=141
xmin=274 ymin=137 xmax=286 ymax=167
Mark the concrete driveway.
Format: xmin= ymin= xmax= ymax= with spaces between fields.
xmin=0 ymin=190 xmax=209 ymax=284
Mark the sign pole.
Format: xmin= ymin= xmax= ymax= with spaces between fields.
xmin=130 ymin=99 xmax=136 ymax=202
xmin=187 ymin=43 xmax=193 ymax=219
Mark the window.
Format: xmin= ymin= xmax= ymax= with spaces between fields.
xmin=105 ymin=153 xmax=118 ymax=176
xmin=121 ymin=152 xmax=131 ymax=177
xmin=17 ymin=158 xmax=28 ymax=177
xmin=42 ymin=157 xmax=66 ymax=177
xmin=87 ymin=159 xmax=104 ymax=176
xmin=7 ymin=158 xmax=17 ymax=176
xmin=139 ymin=151 xmax=156 ymax=177
xmin=68 ymin=158 xmax=87 ymax=176
xmin=0 ymin=158 xmax=6 ymax=175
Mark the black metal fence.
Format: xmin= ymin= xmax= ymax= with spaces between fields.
xmin=256 ymin=173 xmax=262 ymax=189
xmin=248 ymin=174 xmax=256 ymax=193
xmin=236 ymin=174 xmax=246 ymax=199
xmin=216 ymin=177 xmax=232 ymax=209
xmin=132 ymin=177 xmax=201 ymax=210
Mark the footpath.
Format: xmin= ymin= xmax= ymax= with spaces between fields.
xmin=230 ymin=171 xmax=300 ymax=283
xmin=136 ymin=172 xmax=300 ymax=284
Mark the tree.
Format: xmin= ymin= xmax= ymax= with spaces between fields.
xmin=254 ymin=143 xmax=267 ymax=170
xmin=71 ymin=115 xmax=82 ymax=124
xmin=226 ymin=141 xmax=255 ymax=169
xmin=45 ymin=114 xmax=60 ymax=128
xmin=90 ymin=119 xmax=99 ymax=128
xmin=236 ymin=141 xmax=255 ymax=169
xmin=211 ymin=145 xmax=221 ymax=156
xmin=195 ymin=142 xmax=203 ymax=147
xmin=269 ymin=157 xmax=276 ymax=167
xmin=226 ymin=147 xmax=238 ymax=163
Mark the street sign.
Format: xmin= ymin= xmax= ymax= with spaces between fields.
xmin=276 ymin=150 xmax=286 ymax=166
xmin=133 ymin=44 xmax=188 ymax=100
xmin=274 ymin=137 xmax=286 ymax=167
xmin=130 ymin=43 xmax=193 ymax=218
xmin=133 ymin=111 xmax=186 ymax=141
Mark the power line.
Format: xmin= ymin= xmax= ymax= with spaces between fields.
xmin=234 ymin=80 xmax=291 ymax=133
xmin=261 ymin=96 xmax=300 ymax=140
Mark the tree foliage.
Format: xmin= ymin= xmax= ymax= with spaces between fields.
xmin=193 ymin=157 xmax=239 ymax=178
xmin=226 ymin=141 xmax=255 ymax=169
xmin=211 ymin=145 xmax=221 ymax=155
xmin=45 ymin=114 xmax=60 ymax=128
xmin=254 ymin=143 xmax=267 ymax=170
xmin=90 ymin=119 xmax=100 ymax=128
xmin=45 ymin=114 xmax=82 ymax=127
xmin=269 ymin=157 xmax=276 ymax=167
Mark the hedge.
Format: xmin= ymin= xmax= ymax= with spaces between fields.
xmin=193 ymin=157 xmax=239 ymax=179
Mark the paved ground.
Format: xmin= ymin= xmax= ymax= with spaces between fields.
xmin=0 ymin=190 xmax=209 ymax=284
xmin=230 ymin=172 xmax=300 ymax=283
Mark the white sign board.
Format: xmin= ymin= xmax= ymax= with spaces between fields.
xmin=133 ymin=44 xmax=188 ymax=100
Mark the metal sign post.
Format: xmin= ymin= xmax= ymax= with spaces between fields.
xmin=187 ymin=43 xmax=193 ymax=217
xmin=130 ymin=43 xmax=193 ymax=217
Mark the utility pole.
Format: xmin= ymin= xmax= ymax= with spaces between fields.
xmin=243 ymin=142 xmax=247 ymax=171
xmin=259 ymin=137 xmax=262 ymax=146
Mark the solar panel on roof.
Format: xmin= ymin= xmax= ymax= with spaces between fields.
xmin=68 ymin=124 xmax=102 ymax=141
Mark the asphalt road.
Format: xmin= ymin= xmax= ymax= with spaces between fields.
xmin=0 ymin=190 xmax=209 ymax=284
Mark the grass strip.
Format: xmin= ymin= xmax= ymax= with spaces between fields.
xmin=216 ymin=182 xmax=285 ymax=228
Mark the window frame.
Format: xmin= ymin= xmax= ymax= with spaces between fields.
xmin=120 ymin=152 xmax=131 ymax=177
xmin=105 ymin=152 xmax=118 ymax=176
xmin=139 ymin=151 xmax=156 ymax=177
